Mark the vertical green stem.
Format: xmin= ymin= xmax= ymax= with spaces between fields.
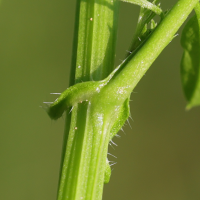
xmin=57 ymin=0 xmax=119 ymax=199
xmin=56 ymin=0 xmax=199 ymax=199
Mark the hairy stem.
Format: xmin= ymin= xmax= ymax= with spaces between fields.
xmin=55 ymin=0 xmax=198 ymax=199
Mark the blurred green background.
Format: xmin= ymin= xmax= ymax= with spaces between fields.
xmin=0 ymin=0 xmax=200 ymax=199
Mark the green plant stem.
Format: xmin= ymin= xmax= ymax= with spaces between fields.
xmin=96 ymin=0 xmax=200 ymax=108
xmin=121 ymin=0 xmax=162 ymax=15
xmin=56 ymin=0 xmax=199 ymax=199
xmin=57 ymin=0 xmax=119 ymax=200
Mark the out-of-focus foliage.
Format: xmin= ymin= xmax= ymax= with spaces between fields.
xmin=181 ymin=13 xmax=200 ymax=109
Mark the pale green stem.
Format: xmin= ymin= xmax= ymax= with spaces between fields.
xmin=55 ymin=0 xmax=198 ymax=200
xmin=95 ymin=0 xmax=200 ymax=109
xmin=121 ymin=0 xmax=162 ymax=15
xmin=57 ymin=0 xmax=119 ymax=200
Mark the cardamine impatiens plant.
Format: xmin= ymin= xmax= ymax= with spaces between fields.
xmin=43 ymin=0 xmax=200 ymax=199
